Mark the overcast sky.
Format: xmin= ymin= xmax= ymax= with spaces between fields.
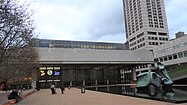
xmin=27 ymin=0 xmax=187 ymax=43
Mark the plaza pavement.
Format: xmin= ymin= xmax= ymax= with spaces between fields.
xmin=10 ymin=88 xmax=187 ymax=105
xmin=0 ymin=91 xmax=10 ymax=105
xmin=0 ymin=89 xmax=35 ymax=105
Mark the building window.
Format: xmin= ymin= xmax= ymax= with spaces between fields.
xmin=168 ymin=55 xmax=172 ymax=60
xmin=178 ymin=52 xmax=183 ymax=58
xmin=148 ymin=31 xmax=157 ymax=35
xmin=184 ymin=51 xmax=187 ymax=57
xmin=159 ymin=57 xmax=163 ymax=62
xmin=163 ymin=56 xmax=168 ymax=61
xmin=154 ymin=58 xmax=158 ymax=62
xmin=173 ymin=54 xmax=178 ymax=59
xmin=159 ymin=32 xmax=167 ymax=36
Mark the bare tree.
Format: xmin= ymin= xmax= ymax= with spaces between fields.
xmin=0 ymin=0 xmax=38 ymax=85
xmin=4 ymin=41 xmax=38 ymax=85
xmin=0 ymin=0 xmax=35 ymax=65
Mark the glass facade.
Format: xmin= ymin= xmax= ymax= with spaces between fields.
xmin=37 ymin=66 xmax=62 ymax=88
xmin=35 ymin=39 xmax=125 ymax=50
xmin=37 ymin=64 xmax=134 ymax=89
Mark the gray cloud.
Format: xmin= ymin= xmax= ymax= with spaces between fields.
xmin=28 ymin=0 xmax=187 ymax=43
xmin=165 ymin=0 xmax=187 ymax=38
xmin=30 ymin=0 xmax=125 ymax=42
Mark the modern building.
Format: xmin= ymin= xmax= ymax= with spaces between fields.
xmin=153 ymin=32 xmax=187 ymax=66
xmin=153 ymin=32 xmax=187 ymax=83
xmin=175 ymin=31 xmax=187 ymax=39
xmin=123 ymin=0 xmax=169 ymax=51
xmin=32 ymin=39 xmax=154 ymax=89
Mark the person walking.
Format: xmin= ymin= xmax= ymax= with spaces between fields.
xmin=50 ymin=83 xmax=56 ymax=95
xmin=36 ymin=82 xmax=40 ymax=91
xmin=60 ymin=81 xmax=65 ymax=94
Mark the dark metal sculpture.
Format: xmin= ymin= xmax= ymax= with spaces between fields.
xmin=136 ymin=62 xmax=173 ymax=96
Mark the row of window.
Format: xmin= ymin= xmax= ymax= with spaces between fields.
xmin=149 ymin=24 xmax=164 ymax=28
xmin=130 ymin=42 xmax=146 ymax=50
xmin=129 ymin=34 xmax=168 ymax=48
xmin=129 ymin=31 xmax=168 ymax=43
xmin=146 ymin=0 xmax=164 ymax=28
xmin=147 ymin=31 xmax=167 ymax=36
xmin=125 ymin=0 xmax=143 ymax=36
xmin=155 ymin=41 xmax=187 ymax=54
xmin=130 ymin=41 xmax=166 ymax=50
xmin=149 ymin=42 xmax=163 ymax=45
xmin=129 ymin=32 xmax=144 ymax=43
xmin=148 ymin=37 xmax=168 ymax=41
xmin=154 ymin=50 xmax=187 ymax=62
xmin=129 ymin=37 xmax=145 ymax=47
xmin=36 ymin=39 xmax=124 ymax=50
xmin=49 ymin=44 xmax=115 ymax=50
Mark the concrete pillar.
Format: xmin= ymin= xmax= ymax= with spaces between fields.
xmin=132 ymin=67 xmax=137 ymax=81
xmin=95 ymin=80 xmax=98 ymax=91
xmin=106 ymin=79 xmax=109 ymax=92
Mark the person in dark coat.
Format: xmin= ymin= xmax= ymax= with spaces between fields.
xmin=36 ymin=82 xmax=40 ymax=91
xmin=50 ymin=83 xmax=56 ymax=95
xmin=8 ymin=89 xmax=21 ymax=103
xmin=60 ymin=81 xmax=65 ymax=94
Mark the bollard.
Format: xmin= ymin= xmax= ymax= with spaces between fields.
xmin=68 ymin=81 xmax=72 ymax=89
xmin=68 ymin=86 xmax=71 ymax=89
xmin=81 ymin=86 xmax=85 ymax=93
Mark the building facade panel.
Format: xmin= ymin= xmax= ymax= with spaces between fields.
xmin=38 ymin=48 xmax=154 ymax=64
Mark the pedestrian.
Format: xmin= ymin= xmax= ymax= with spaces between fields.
xmin=8 ymin=89 xmax=22 ymax=103
xmin=60 ymin=81 xmax=65 ymax=94
xmin=0 ymin=81 xmax=6 ymax=90
xmin=50 ymin=83 xmax=56 ymax=95
xmin=36 ymin=82 xmax=40 ymax=91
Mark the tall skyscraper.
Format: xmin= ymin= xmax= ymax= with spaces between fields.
xmin=123 ymin=0 xmax=169 ymax=51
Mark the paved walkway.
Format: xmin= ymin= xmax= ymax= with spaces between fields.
xmin=13 ymin=88 xmax=187 ymax=105
xmin=0 ymin=89 xmax=34 ymax=105
xmin=0 ymin=91 xmax=10 ymax=105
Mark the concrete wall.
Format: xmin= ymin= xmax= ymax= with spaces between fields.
xmin=38 ymin=48 xmax=154 ymax=64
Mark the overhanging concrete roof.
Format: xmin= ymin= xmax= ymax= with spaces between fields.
xmin=38 ymin=48 xmax=154 ymax=64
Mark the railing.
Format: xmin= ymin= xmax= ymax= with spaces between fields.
xmin=81 ymin=83 xmax=136 ymax=94
xmin=85 ymin=84 xmax=136 ymax=88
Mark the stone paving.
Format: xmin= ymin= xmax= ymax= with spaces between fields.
xmin=0 ymin=91 xmax=10 ymax=105
xmin=0 ymin=89 xmax=35 ymax=105
xmin=13 ymin=88 xmax=187 ymax=105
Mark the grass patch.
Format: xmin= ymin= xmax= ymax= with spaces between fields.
xmin=168 ymin=66 xmax=187 ymax=78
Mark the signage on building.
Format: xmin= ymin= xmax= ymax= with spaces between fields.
xmin=39 ymin=66 xmax=61 ymax=77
